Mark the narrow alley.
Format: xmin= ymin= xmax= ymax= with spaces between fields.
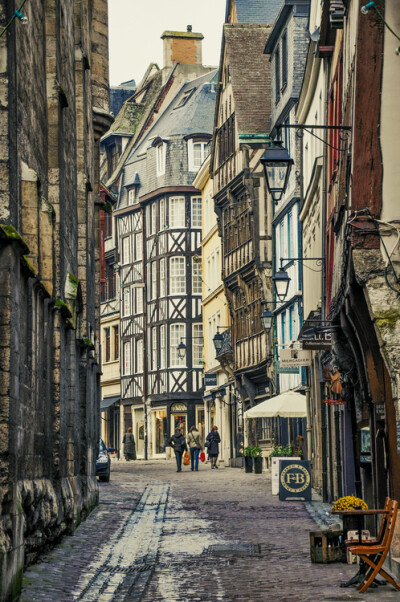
xmin=19 ymin=462 xmax=398 ymax=602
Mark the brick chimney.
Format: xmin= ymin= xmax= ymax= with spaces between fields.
xmin=161 ymin=26 xmax=204 ymax=68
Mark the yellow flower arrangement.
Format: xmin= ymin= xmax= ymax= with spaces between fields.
xmin=331 ymin=496 xmax=368 ymax=511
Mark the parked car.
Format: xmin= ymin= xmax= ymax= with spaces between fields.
xmin=96 ymin=438 xmax=112 ymax=482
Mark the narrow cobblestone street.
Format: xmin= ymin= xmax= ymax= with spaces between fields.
xmin=19 ymin=462 xmax=399 ymax=602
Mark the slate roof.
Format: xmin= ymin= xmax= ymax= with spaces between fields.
xmin=117 ymin=70 xmax=218 ymax=206
xmin=224 ymin=24 xmax=273 ymax=134
xmin=227 ymin=0 xmax=283 ymax=23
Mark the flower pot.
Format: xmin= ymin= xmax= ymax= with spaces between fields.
xmin=253 ymin=456 xmax=263 ymax=474
xmin=244 ymin=456 xmax=253 ymax=473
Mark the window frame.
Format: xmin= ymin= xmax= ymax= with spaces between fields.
xmin=188 ymin=139 xmax=210 ymax=172
xmin=113 ymin=325 xmax=119 ymax=361
xmin=192 ymin=323 xmax=203 ymax=366
xmin=156 ymin=142 xmax=166 ymax=177
xmin=191 ymin=196 xmax=202 ymax=228
xmin=123 ymin=340 xmax=131 ymax=375
xmin=192 ymin=257 xmax=202 ymax=294
xmin=170 ymin=323 xmax=185 ymax=367
xmin=169 ymin=197 xmax=185 ymax=229
xmin=169 ymin=257 xmax=186 ymax=295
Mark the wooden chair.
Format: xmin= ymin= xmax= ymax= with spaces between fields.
xmin=348 ymin=498 xmax=400 ymax=593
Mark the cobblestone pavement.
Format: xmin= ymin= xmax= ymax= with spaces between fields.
xmin=20 ymin=460 xmax=400 ymax=601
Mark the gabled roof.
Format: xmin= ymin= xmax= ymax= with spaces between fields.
xmin=226 ymin=0 xmax=283 ymax=23
xmin=105 ymin=66 xmax=174 ymax=188
xmin=134 ymin=70 xmax=217 ymax=143
xmin=117 ymin=70 xmax=217 ymax=206
xmin=224 ymin=24 xmax=273 ymax=135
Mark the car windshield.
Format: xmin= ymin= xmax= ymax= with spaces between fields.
xmin=99 ymin=439 xmax=106 ymax=452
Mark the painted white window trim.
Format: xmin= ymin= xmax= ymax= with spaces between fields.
xmin=156 ymin=143 xmax=166 ymax=176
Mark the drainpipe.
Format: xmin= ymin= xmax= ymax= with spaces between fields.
xmin=335 ymin=406 xmax=343 ymax=498
xmin=321 ymin=376 xmax=328 ymax=502
xmin=305 ymin=378 xmax=312 ymax=462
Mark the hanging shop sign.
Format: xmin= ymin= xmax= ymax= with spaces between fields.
xmin=277 ymin=363 xmax=299 ymax=374
xmin=301 ymin=330 xmax=332 ymax=350
xmin=204 ymin=373 xmax=217 ymax=386
xmin=322 ymin=399 xmax=347 ymax=405
xmin=279 ymin=460 xmax=312 ymax=501
xmin=280 ymin=349 xmax=312 ymax=367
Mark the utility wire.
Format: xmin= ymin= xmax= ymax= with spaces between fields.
xmin=0 ymin=0 xmax=28 ymax=38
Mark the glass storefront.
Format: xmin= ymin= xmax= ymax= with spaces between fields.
xmin=170 ymin=402 xmax=187 ymax=437
xmin=196 ymin=407 xmax=205 ymax=443
xmin=155 ymin=409 xmax=167 ymax=454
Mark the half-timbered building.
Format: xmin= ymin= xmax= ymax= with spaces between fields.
xmin=103 ymin=29 xmax=216 ymax=458
xmin=211 ymin=20 xmax=278 ymax=447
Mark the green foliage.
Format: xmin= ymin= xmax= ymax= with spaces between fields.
xmin=250 ymin=446 xmax=262 ymax=458
xmin=269 ymin=444 xmax=293 ymax=457
xmin=243 ymin=446 xmax=252 ymax=457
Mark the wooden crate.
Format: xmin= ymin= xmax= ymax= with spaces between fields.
xmin=310 ymin=530 xmax=343 ymax=563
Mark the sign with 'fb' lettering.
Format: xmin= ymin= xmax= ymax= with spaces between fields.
xmin=279 ymin=460 xmax=312 ymax=501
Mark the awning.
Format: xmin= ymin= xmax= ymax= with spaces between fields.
xmin=244 ymin=390 xmax=307 ymax=419
xmin=101 ymin=396 xmax=120 ymax=412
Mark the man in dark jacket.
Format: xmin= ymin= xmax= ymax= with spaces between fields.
xmin=168 ymin=428 xmax=188 ymax=472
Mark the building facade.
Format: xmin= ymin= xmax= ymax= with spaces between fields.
xmin=102 ymin=29 xmax=216 ymax=458
xmin=211 ymin=19 xmax=278 ymax=450
xmin=264 ymin=0 xmax=310 ymax=449
xmin=0 ymin=1 xmax=112 ymax=598
xmin=194 ymin=156 xmax=239 ymax=464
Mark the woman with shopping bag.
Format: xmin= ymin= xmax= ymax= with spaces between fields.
xmin=187 ymin=425 xmax=202 ymax=471
xmin=167 ymin=428 xmax=188 ymax=472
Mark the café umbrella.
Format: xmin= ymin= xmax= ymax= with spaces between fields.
xmin=244 ymin=390 xmax=307 ymax=418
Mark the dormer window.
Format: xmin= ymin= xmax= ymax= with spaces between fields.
xmin=156 ymin=142 xmax=166 ymax=176
xmin=175 ymin=88 xmax=195 ymax=109
xmin=188 ymin=138 xmax=210 ymax=172
xmin=128 ymin=188 xmax=137 ymax=205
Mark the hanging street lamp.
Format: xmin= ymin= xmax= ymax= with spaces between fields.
xmin=260 ymin=139 xmax=294 ymax=203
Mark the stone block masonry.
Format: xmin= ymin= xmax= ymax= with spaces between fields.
xmin=0 ymin=1 xmax=113 ymax=599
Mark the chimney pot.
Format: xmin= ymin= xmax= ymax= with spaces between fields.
xmin=187 ymin=25 xmax=192 ymax=32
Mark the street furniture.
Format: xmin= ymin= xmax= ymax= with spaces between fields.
xmin=332 ymin=499 xmax=399 ymax=592
xmin=310 ymin=529 xmax=343 ymax=563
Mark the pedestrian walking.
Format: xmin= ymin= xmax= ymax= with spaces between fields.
xmin=123 ymin=427 xmax=136 ymax=461
xmin=168 ymin=428 xmax=188 ymax=472
xmin=206 ymin=425 xmax=221 ymax=469
xmin=187 ymin=425 xmax=202 ymax=471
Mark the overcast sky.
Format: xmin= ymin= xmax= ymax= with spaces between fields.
xmin=108 ymin=0 xmax=226 ymax=87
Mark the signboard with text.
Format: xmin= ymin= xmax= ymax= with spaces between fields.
xmin=279 ymin=460 xmax=312 ymax=501
xmin=301 ymin=330 xmax=332 ymax=350
xmin=204 ymin=373 xmax=217 ymax=386
xmin=280 ymin=349 xmax=312 ymax=367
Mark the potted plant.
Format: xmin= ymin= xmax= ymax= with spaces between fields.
xmin=269 ymin=445 xmax=300 ymax=495
xmin=243 ymin=446 xmax=253 ymax=473
xmin=331 ymin=496 xmax=368 ymax=534
xmin=252 ymin=446 xmax=263 ymax=474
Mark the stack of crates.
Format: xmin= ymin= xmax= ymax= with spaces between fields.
xmin=310 ymin=529 xmax=344 ymax=563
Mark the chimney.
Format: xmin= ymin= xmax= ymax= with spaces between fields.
xmin=161 ymin=27 xmax=204 ymax=68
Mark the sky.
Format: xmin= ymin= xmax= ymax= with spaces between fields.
xmin=108 ymin=0 xmax=226 ymax=87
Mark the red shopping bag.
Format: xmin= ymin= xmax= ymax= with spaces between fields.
xmin=200 ymin=452 xmax=205 ymax=463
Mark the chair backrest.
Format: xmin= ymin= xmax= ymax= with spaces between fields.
xmin=376 ymin=497 xmax=391 ymax=543
xmin=381 ymin=499 xmax=398 ymax=553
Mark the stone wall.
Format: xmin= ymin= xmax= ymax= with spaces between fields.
xmin=0 ymin=1 xmax=112 ymax=599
